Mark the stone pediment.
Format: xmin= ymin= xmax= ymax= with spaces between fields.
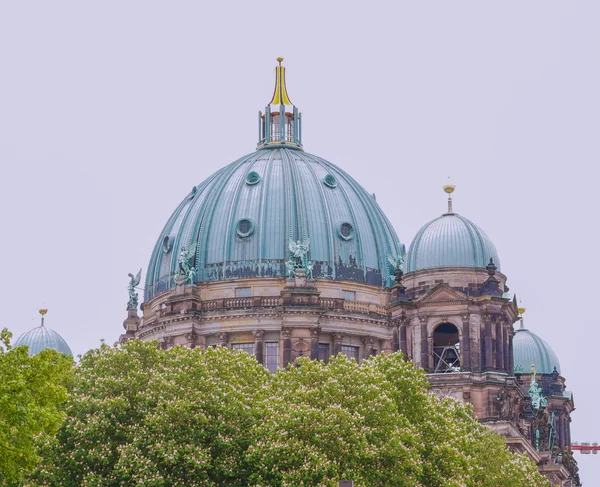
xmin=416 ymin=283 xmax=468 ymax=304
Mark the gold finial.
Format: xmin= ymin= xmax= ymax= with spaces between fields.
xmin=39 ymin=308 xmax=48 ymax=327
xmin=269 ymin=58 xmax=293 ymax=106
xmin=518 ymin=307 xmax=526 ymax=316
xmin=443 ymin=185 xmax=455 ymax=213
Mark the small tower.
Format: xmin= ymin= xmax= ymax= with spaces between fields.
xmin=257 ymin=58 xmax=302 ymax=150
xmin=14 ymin=309 xmax=73 ymax=356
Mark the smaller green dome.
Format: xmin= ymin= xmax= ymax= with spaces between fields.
xmin=513 ymin=327 xmax=560 ymax=375
xmin=14 ymin=324 xmax=72 ymax=357
xmin=406 ymin=213 xmax=500 ymax=273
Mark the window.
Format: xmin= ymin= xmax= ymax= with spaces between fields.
xmin=236 ymin=218 xmax=255 ymax=238
xmin=433 ymin=323 xmax=461 ymax=373
xmin=232 ymin=343 xmax=254 ymax=355
xmin=265 ymin=342 xmax=279 ymax=373
xmin=235 ymin=287 xmax=251 ymax=297
xmin=342 ymin=290 xmax=356 ymax=301
xmin=340 ymin=345 xmax=360 ymax=361
xmin=246 ymin=171 xmax=261 ymax=185
xmin=317 ymin=343 xmax=330 ymax=363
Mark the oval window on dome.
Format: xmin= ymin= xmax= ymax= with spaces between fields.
xmin=162 ymin=236 xmax=173 ymax=254
xmin=323 ymin=174 xmax=338 ymax=188
xmin=236 ymin=218 xmax=255 ymax=238
xmin=246 ymin=171 xmax=261 ymax=185
xmin=337 ymin=222 xmax=354 ymax=241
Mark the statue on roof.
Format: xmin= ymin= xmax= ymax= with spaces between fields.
xmin=127 ymin=269 xmax=142 ymax=310
xmin=288 ymin=239 xmax=313 ymax=278
xmin=177 ymin=244 xmax=198 ymax=284
xmin=388 ymin=244 xmax=406 ymax=283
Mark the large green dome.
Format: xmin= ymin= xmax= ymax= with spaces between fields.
xmin=145 ymin=148 xmax=403 ymax=300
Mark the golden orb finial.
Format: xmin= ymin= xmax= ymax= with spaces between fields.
xmin=518 ymin=307 xmax=526 ymax=316
xmin=276 ymin=57 xmax=284 ymax=65
xmin=443 ymin=185 xmax=455 ymax=194
xmin=39 ymin=309 xmax=48 ymax=316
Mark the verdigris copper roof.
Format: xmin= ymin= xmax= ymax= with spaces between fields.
xmin=145 ymin=148 xmax=403 ymax=300
xmin=14 ymin=325 xmax=73 ymax=357
xmin=406 ymin=212 xmax=500 ymax=273
xmin=513 ymin=327 xmax=561 ymax=375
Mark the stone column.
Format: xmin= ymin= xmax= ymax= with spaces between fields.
xmin=461 ymin=314 xmax=471 ymax=371
xmin=399 ymin=325 xmax=408 ymax=359
xmin=419 ymin=315 xmax=429 ymax=371
xmin=496 ymin=319 xmax=504 ymax=371
xmin=333 ymin=333 xmax=343 ymax=356
xmin=508 ymin=329 xmax=515 ymax=375
xmin=217 ymin=332 xmax=229 ymax=348
xmin=310 ymin=327 xmax=321 ymax=359
xmin=253 ymin=329 xmax=265 ymax=365
xmin=392 ymin=322 xmax=400 ymax=352
xmin=484 ymin=315 xmax=493 ymax=371
xmin=503 ymin=320 xmax=510 ymax=374
xmin=282 ymin=328 xmax=292 ymax=367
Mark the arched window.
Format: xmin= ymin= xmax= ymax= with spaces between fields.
xmin=433 ymin=323 xmax=461 ymax=373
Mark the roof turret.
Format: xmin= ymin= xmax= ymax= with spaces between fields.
xmin=14 ymin=309 xmax=73 ymax=357
xmin=406 ymin=187 xmax=500 ymax=273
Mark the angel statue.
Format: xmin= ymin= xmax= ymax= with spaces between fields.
xmin=127 ymin=269 xmax=142 ymax=310
xmin=178 ymin=243 xmax=200 ymax=278
xmin=289 ymin=239 xmax=310 ymax=268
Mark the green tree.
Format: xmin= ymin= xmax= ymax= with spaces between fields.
xmin=0 ymin=328 xmax=73 ymax=485
xmin=31 ymin=342 xmax=547 ymax=487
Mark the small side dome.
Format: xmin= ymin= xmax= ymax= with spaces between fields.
xmin=513 ymin=327 xmax=560 ymax=375
xmin=14 ymin=310 xmax=73 ymax=357
xmin=406 ymin=187 xmax=500 ymax=273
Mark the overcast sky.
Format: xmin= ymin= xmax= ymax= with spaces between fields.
xmin=1 ymin=0 xmax=598 ymax=481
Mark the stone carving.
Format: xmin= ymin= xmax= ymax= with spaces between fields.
xmin=332 ymin=332 xmax=343 ymax=344
xmin=217 ymin=332 xmax=229 ymax=347
xmin=159 ymin=334 xmax=174 ymax=350
xmin=496 ymin=388 xmax=523 ymax=424
xmin=281 ymin=328 xmax=292 ymax=339
xmin=310 ymin=327 xmax=321 ymax=339
xmin=252 ymin=329 xmax=265 ymax=340
xmin=184 ymin=330 xmax=198 ymax=348
xmin=127 ymin=269 xmax=142 ymax=310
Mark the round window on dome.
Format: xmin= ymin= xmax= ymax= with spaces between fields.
xmin=337 ymin=222 xmax=354 ymax=241
xmin=246 ymin=171 xmax=261 ymax=185
xmin=323 ymin=174 xmax=338 ymax=188
xmin=236 ymin=218 xmax=255 ymax=238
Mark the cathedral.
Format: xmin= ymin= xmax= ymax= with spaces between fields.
xmin=17 ymin=59 xmax=579 ymax=486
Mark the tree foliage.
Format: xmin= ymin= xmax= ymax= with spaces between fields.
xmin=31 ymin=341 xmax=546 ymax=487
xmin=0 ymin=328 xmax=73 ymax=485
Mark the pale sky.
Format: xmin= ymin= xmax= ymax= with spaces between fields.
xmin=1 ymin=0 xmax=598 ymax=481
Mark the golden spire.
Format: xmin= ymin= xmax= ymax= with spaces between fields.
xmin=269 ymin=57 xmax=293 ymax=106
xmin=39 ymin=308 xmax=48 ymax=326
xmin=443 ymin=184 xmax=455 ymax=214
